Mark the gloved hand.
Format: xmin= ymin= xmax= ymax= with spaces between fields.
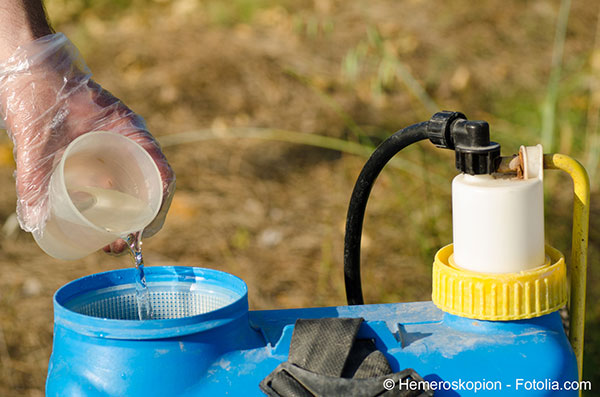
xmin=0 ymin=33 xmax=175 ymax=255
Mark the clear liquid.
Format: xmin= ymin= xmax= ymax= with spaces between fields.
xmin=68 ymin=186 xmax=154 ymax=320
xmin=68 ymin=186 xmax=154 ymax=232
xmin=126 ymin=231 xmax=153 ymax=320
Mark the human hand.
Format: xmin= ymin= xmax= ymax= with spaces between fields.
xmin=0 ymin=33 xmax=175 ymax=255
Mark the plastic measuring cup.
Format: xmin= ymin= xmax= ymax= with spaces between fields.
xmin=33 ymin=131 xmax=163 ymax=260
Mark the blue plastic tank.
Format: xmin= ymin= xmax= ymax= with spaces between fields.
xmin=47 ymin=266 xmax=578 ymax=396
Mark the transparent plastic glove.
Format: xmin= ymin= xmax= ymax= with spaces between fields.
xmin=0 ymin=33 xmax=175 ymax=254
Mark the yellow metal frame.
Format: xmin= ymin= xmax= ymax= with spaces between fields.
xmin=543 ymin=154 xmax=590 ymax=382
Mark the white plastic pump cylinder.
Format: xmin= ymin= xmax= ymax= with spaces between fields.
xmin=452 ymin=169 xmax=545 ymax=273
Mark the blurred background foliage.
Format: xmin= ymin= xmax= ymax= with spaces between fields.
xmin=0 ymin=0 xmax=598 ymax=394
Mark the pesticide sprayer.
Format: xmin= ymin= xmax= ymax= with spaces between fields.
xmin=46 ymin=111 xmax=589 ymax=396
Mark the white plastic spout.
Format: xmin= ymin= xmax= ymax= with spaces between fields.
xmin=451 ymin=145 xmax=545 ymax=273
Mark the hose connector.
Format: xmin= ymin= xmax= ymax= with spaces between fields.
xmin=427 ymin=111 xmax=501 ymax=175
xmin=427 ymin=110 xmax=466 ymax=150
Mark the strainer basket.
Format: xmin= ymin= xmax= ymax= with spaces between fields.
xmin=53 ymin=266 xmax=249 ymax=339
xmin=66 ymin=282 xmax=236 ymax=320
xmin=48 ymin=266 xmax=262 ymax=395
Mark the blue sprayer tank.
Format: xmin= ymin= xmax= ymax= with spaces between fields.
xmin=46 ymin=112 xmax=589 ymax=396
xmin=46 ymin=266 xmax=578 ymax=396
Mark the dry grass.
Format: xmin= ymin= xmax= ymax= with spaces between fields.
xmin=0 ymin=0 xmax=598 ymax=394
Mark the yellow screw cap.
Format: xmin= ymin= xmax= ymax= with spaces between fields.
xmin=432 ymin=244 xmax=567 ymax=321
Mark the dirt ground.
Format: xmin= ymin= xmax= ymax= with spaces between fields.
xmin=1 ymin=0 xmax=599 ymax=395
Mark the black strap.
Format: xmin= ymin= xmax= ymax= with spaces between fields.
xmin=289 ymin=317 xmax=363 ymax=377
xmin=260 ymin=318 xmax=433 ymax=397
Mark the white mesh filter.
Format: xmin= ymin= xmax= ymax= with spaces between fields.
xmin=66 ymin=283 xmax=236 ymax=320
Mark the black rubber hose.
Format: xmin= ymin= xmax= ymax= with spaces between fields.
xmin=344 ymin=121 xmax=430 ymax=305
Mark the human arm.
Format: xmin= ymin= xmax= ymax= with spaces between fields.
xmin=0 ymin=1 xmax=175 ymax=255
xmin=0 ymin=0 xmax=53 ymax=59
